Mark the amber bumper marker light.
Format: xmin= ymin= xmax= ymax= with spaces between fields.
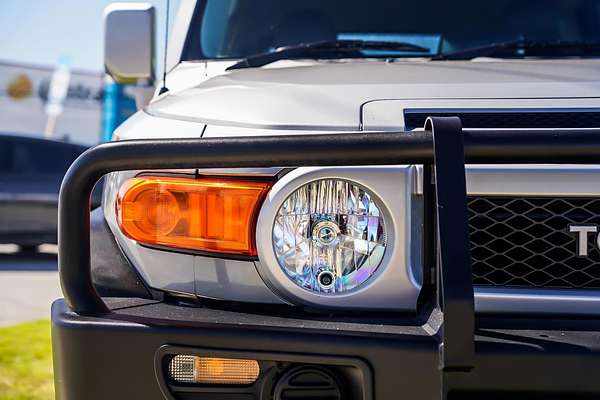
xmin=169 ymin=355 xmax=260 ymax=385
xmin=117 ymin=176 xmax=272 ymax=256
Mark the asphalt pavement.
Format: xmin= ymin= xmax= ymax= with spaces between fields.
xmin=0 ymin=244 xmax=61 ymax=326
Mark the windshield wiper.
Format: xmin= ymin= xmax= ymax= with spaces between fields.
xmin=433 ymin=39 xmax=600 ymax=60
xmin=227 ymin=39 xmax=430 ymax=70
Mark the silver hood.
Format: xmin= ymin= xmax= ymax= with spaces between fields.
xmin=147 ymin=58 xmax=600 ymax=131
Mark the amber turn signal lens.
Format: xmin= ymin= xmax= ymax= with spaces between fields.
xmin=116 ymin=176 xmax=272 ymax=256
xmin=169 ymin=355 xmax=260 ymax=385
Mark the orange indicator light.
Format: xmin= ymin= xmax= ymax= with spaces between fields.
xmin=117 ymin=176 xmax=272 ymax=256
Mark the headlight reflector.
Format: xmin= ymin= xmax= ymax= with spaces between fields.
xmin=272 ymin=179 xmax=387 ymax=293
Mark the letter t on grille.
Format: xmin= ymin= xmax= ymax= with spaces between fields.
xmin=569 ymin=224 xmax=599 ymax=256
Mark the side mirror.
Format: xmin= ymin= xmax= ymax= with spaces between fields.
xmin=104 ymin=3 xmax=155 ymax=85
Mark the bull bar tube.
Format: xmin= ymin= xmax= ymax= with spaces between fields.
xmin=54 ymin=117 xmax=600 ymax=399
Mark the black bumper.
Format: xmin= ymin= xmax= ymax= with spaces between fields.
xmin=52 ymin=298 xmax=600 ymax=400
xmin=53 ymin=117 xmax=600 ymax=399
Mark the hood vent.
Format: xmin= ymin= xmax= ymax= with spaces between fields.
xmin=404 ymin=110 xmax=600 ymax=130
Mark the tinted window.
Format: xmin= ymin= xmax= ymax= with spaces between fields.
xmin=184 ymin=0 xmax=600 ymax=59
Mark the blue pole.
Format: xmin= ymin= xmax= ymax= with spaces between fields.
xmin=101 ymin=81 xmax=123 ymax=142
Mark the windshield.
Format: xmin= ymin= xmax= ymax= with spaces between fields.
xmin=182 ymin=0 xmax=600 ymax=60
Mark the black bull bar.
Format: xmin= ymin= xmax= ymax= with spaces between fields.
xmin=58 ymin=117 xmax=600 ymax=398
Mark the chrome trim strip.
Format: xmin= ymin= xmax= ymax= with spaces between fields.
xmin=413 ymin=165 xmax=600 ymax=196
xmin=467 ymin=164 xmax=600 ymax=196
xmin=475 ymin=287 xmax=600 ymax=315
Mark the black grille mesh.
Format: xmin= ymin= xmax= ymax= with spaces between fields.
xmin=404 ymin=111 xmax=600 ymax=130
xmin=468 ymin=197 xmax=600 ymax=289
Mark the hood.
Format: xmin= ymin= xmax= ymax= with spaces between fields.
xmin=147 ymin=58 xmax=600 ymax=131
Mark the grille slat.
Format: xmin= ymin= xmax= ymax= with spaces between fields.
xmin=468 ymin=197 xmax=600 ymax=289
xmin=404 ymin=111 xmax=600 ymax=130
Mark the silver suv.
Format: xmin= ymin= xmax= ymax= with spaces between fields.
xmin=52 ymin=1 xmax=600 ymax=399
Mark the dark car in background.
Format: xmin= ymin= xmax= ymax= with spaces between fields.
xmin=0 ymin=134 xmax=100 ymax=251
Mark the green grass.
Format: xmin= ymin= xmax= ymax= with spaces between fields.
xmin=0 ymin=320 xmax=54 ymax=400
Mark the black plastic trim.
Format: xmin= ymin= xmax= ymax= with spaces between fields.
xmin=52 ymin=299 xmax=600 ymax=400
xmin=429 ymin=117 xmax=475 ymax=375
xmin=154 ymin=345 xmax=372 ymax=400
xmin=90 ymin=207 xmax=152 ymax=299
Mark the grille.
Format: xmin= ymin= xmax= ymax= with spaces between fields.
xmin=404 ymin=111 xmax=600 ymax=130
xmin=468 ymin=197 xmax=600 ymax=289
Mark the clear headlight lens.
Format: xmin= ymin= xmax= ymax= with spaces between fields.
xmin=272 ymin=179 xmax=387 ymax=294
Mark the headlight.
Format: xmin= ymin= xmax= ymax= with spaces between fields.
xmin=272 ymin=179 xmax=387 ymax=294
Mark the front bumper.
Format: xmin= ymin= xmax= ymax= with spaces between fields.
xmin=53 ymin=118 xmax=600 ymax=399
xmin=52 ymin=298 xmax=600 ymax=400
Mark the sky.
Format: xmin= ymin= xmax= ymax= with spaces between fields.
xmin=0 ymin=0 xmax=180 ymax=73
